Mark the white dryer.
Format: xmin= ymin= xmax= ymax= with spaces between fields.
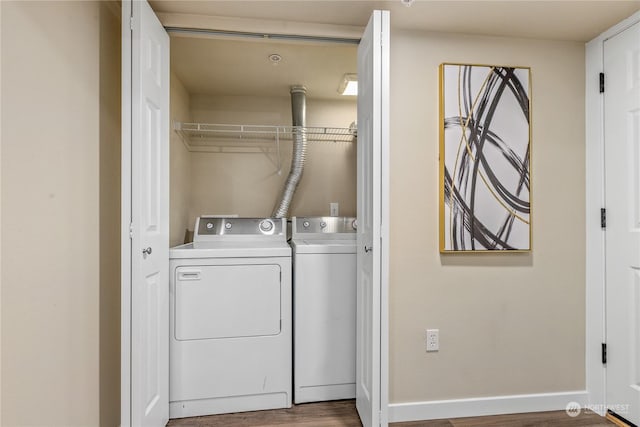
xmin=169 ymin=217 xmax=291 ymax=418
xmin=291 ymin=216 xmax=357 ymax=403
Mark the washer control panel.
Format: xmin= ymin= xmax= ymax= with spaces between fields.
xmin=195 ymin=217 xmax=284 ymax=241
xmin=293 ymin=217 xmax=357 ymax=235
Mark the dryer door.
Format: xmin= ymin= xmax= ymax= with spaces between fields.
xmin=175 ymin=264 xmax=282 ymax=340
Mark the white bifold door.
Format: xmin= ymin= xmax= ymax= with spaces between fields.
xmin=356 ymin=10 xmax=390 ymax=427
xmin=604 ymin=19 xmax=640 ymax=427
xmin=122 ymin=1 xmax=170 ymax=426
xmin=122 ymin=2 xmax=389 ymax=426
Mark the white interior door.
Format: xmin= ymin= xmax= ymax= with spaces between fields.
xmin=356 ymin=10 xmax=390 ymax=427
xmin=122 ymin=1 xmax=170 ymax=426
xmin=604 ymin=20 xmax=640 ymax=426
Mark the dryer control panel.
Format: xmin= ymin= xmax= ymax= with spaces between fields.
xmin=195 ymin=217 xmax=285 ymax=241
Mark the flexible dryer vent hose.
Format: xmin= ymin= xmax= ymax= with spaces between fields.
xmin=272 ymin=86 xmax=307 ymax=218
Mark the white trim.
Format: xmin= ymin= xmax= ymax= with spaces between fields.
xmin=155 ymin=12 xmax=363 ymax=41
xmin=585 ymin=9 xmax=640 ymax=417
xmin=585 ymin=28 xmax=606 ymax=418
xmin=379 ymin=9 xmax=391 ymax=427
xmin=120 ymin=1 xmax=132 ymax=426
xmin=388 ymin=391 xmax=588 ymax=423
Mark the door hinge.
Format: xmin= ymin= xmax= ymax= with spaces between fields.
xmin=130 ymin=16 xmax=134 ymax=31
xmin=599 ymin=72 xmax=605 ymax=93
xmin=602 ymin=343 xmax=607 ymax=364
xmin=601 ymin=208 xmax=606 ymax=229
xmin=129 ymin=223 xmax=134 ymax=239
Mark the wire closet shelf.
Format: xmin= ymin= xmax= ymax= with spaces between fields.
xmin=174 ymin=122 xmax=357 ymax=148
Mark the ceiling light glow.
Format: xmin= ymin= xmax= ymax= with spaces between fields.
xmin=338 ymin=73 xmax=358 ymax=96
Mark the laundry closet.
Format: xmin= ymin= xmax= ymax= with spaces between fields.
xmin=167 ymin=30 xmax=359 ymax=418
xmin=168 ymin=35 xmax=358 ymax=244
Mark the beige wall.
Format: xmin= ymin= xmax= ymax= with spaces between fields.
xmin=183 ymin=94 xmax=356 ymax=224
xmin=389 ymin=29 xmax=586 ymax=403
xmin=0 ymin=1 xmax=589 ymax=424
xmin=170 ymin=72 xmax=192 ymax=246
xmin=1 ymin=1 xmax=120 ymax=425
xmin=99 ymin=2 xmax=121 ymax=426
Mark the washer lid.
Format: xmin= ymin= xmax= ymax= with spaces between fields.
xmin=291 ymin=239 xmax=357 ymax=254
xmin=170 ymin=240 xmax=291 ymax=259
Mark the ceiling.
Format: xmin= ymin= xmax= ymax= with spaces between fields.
xmin=151 ymin=0 xmax=640 ymax=42
xmin=156 ymin=0 xmax=640 ymax=100
xmin=170 ymin=35 xmax=357 ymax=100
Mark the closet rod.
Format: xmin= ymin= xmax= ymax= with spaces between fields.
xmin=165 ymin=26 xmax=360 ymax=45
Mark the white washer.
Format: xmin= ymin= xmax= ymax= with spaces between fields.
xmin=291 ymin=216 xmax=357 ymax=403
xmin=169 ymin=217 xmax=291 ymax=418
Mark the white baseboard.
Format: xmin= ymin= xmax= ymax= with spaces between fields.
xmin=388 ymin=390 xmax=589 ymax=423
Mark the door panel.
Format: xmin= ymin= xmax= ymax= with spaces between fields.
xmin=126 ymin=0 xmax=170 ymax=426
xmin=144 ymin=272 xmax=160 ymax=415
xmin=604 ymin=19 xmax=640 ymax=426
xmin=357 ymin=10 xmax=389 ymax=427
xmin=143 ymin=101 xmax=161 ymax=231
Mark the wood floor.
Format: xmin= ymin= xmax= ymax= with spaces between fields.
xmin=167 ymin=400 xmax=360 ymax=426
xmin=167 ymin=400 xmax=618 ymax=427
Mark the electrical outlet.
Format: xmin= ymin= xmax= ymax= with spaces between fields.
xmin=426 ymin=329 xmax=439 ymax=352
xmin=330 ymin=202 xmax=339 ymax=217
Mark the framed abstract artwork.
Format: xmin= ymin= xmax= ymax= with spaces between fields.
xmin=439 ymin=63 xmax=531 ymax=252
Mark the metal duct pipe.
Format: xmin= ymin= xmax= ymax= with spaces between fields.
xmin=272 ymin=86 xmax=308 ymax=218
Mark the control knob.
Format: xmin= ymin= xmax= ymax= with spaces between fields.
xmin=260 ymin=219 xmax=274 ymax=233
